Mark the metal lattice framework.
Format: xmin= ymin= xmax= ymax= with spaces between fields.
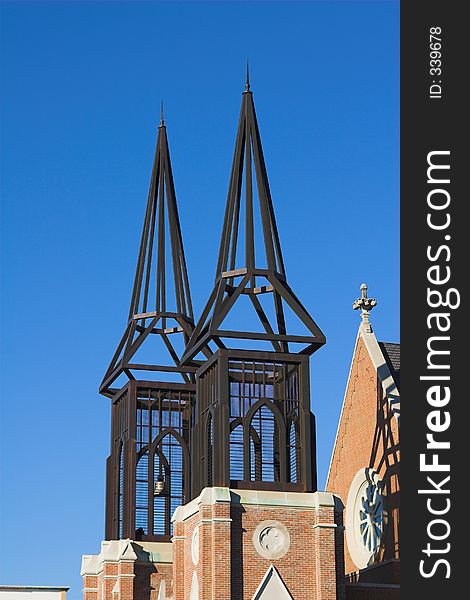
xmin=188 ymin=74 xmax=324 ymax=496
xmin=102 ymin=115 xmax=197 ymax=541
xmin=102 ymin=74 xmax=326 ymax=538
xmin=100 ymin=113 xmax=198 ymax=397
xmin=106 ymin=380 xmax=194 ymax=542
xmin=181 ymin=71 xmax=325 ymax=365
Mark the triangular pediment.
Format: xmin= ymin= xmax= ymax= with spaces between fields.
xmin=252 ymin=565 xmax=293 ymax=600
xmin=157 ymin=579 xmax=166 ymax=600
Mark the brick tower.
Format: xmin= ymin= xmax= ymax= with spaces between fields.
xmin=82 ymin=75 xmax=347 ymax=600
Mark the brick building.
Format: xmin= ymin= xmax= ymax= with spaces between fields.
xmin=81 ymin=77 xmax=398 ymax=599
xmin=326 ymin=285 xmax=400 ymax=598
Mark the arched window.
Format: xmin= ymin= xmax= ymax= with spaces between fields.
xmin=152 ymin=433 xmax=185 ymax=536
xmin=230 ymin=424 xmax=244 ymax=480
xmin=288 ymin=421 xmax=300 ymax=483
xmin=118 ymin=443 xmax=124 ymax=538
xmin=153 ymin=448 xmax=168 ymax=536
xmin=135 ymin=451 xmax=149 ymax=535
xmin=249 ymin=404 xmax=280 ymax=482
xmin=250 ymin=428 xmax=262 ymax=481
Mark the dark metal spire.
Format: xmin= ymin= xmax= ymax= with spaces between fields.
xmin=160 ymin=100 xmax=165 ymax=126
xmin=181 ymin=83 xmax=325 ymax=363
xmin=100 ymin=119 xmax=196 ymax=395
xmin=245 ymin=60 xmax=250 ymax=91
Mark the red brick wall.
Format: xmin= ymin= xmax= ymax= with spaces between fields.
xmin=347 ymin=560 xmax=400 ymax=585
xmin=240 ymin=507 xmax=316 ymax=599
xmin=326 ymin=336 xmax=400 ymax=576
xmin=83 ymin=557 xmax=172 ymax=600
xmin=174 ymin=494 xmax=345 ymax=600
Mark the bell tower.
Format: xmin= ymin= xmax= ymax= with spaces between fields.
xmin=181 ymin=71 xmax=326 ymax=498
xmin=82 ymin=76 xmax=346 ymax=600
xmin=170 ymin=75 xmax=344 ymax=600
xmin=100 ymin=109 xmax=198 ymax=542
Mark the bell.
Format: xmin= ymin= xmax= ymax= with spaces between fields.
xmin=154 ymin=475 xmax=165 ymax=496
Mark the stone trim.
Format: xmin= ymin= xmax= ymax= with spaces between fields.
xmin=0 ymin=587 xmax=70 ymax=592
xmin=172 ymin=487 xmax=338 ymax=523
xmin=253 ymin=520 xmax=291 ymax=559
xmin=345 ymin=468 xmax=385 ymax=569
xmin=172 ymin=486 xmax=231 ymax=522
xmin=251 ymin=565 xmax=294 ymax=600
xmin=359 ymin=323 xmax=400 ymax=423
xmin=81 ymin=539 xmax=173 ymax=575
xmin=199 ymin=517 xmax=233 ymax=524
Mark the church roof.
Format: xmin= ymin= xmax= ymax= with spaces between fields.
xmin=378 ymin=341 xmax=400 ymax=391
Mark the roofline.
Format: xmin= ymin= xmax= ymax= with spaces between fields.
xmin=325 ymin=322 xmax=400 ymax=487
xmin=325 ymin=327 xmax=362 ymax=487
xmin=0 ymin=586 xmax=70 ymax=591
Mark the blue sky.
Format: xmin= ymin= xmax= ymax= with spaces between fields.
xmin=0 ymin=1 xmax=399 ymax=596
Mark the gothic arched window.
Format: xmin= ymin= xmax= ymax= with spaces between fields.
xmin=250 ymin=427 xmax=262 ymax=481
xmin=249 ymin=404 xmax=281 ymax=482
xmin=135 ymin=450 xmax=149 ymax=535
xmin=152 ymin=432 xmax=185 ymax=537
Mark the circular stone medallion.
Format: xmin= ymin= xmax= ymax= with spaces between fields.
xmin=253 ymin=520 xmax=290 ymax=559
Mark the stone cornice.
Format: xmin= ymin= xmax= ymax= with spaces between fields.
xmin=172 ymin=487 xmax=338 ymax=523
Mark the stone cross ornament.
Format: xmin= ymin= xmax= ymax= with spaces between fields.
xmin=353 ymin=283 xmax=377 ymax=332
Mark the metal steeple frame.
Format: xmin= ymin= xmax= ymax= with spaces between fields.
xmin=181 ymin=79 xmax=326 ymax=365
xmin=100 ymin=116 xmax=196 ymax=397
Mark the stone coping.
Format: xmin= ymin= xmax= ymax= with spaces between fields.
xmin=137 ymin=541 xmax=173 ymax=564
xmin=172 ymin=487 xmax=338 ymax=523
xmin=81 ymin=539 xmax=173 ymax=575
xmin=0 ymin=586 xmax=70 ymax=592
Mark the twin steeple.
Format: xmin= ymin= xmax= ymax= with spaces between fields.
xmin=101 ymin=71 xmax=325 ymax=395
xmin=101 ymin=73 xmax=325 ymax=542
xmin=100 ymin=114 xmax=195 ymax=396
xmin=181 ymin=74 xmax=325 ymax=362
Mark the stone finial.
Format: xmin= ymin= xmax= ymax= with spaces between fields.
xmin=353 ymin=283 xmax=377 ymax=332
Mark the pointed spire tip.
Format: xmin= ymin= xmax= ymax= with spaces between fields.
xmin=245 ymin=59 xmax=250 ymax=92
xmin=160 ymin=100 xmax=165 ymax=126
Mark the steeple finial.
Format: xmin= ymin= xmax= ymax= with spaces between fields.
xmin=160 ymin=100 xmax=165 ymax=126
xmin=245 ymin=60 xmax=250 ymax=91
xmin=353 ymin=283 xmax=377 ymax=332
